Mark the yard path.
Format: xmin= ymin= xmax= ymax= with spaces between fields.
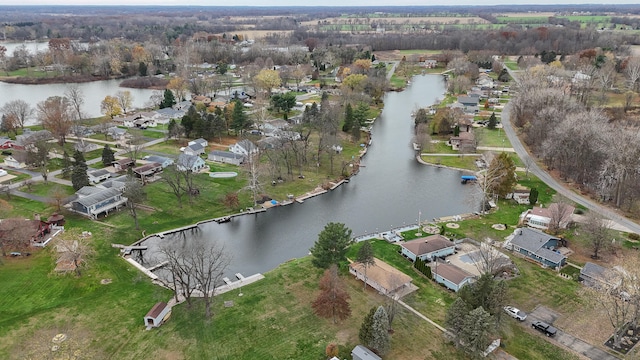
xmin=527 ymin=305 xmax=621 ymax=360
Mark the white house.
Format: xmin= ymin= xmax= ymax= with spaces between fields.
xmin=183 ymin=143 xmax=205 ymax=156
xmin=144 ymin=302 xmax=171 ymax=329
xmin=229 ymin=139 xmax=258 ymax=156
xmin=400 ymin=235 xmax=456 ymax=262
xmin=208 ymin=150 xmax=244 ymax=166
xmin=144 ymin=155 xmax=174 ymax=168
xmin=188 ymin=138 xmax=208 ymax=148
xmin=3 ymin=152 xmax=28 ymax=169
xmin=87 ymin=168 xmax=112 ymax=184
xmin=177 ymin=153 xmax=207 ymax=172
xmin=71 ymin=187 xmax=127 ymax=219
xmin=519 ymin=203 xmax=575 ymax=231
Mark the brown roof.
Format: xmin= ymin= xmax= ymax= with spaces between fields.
xmin=114 ymin=158 xmax=135 ymax=165
xmin=350 ymin=258 xmax=412 ymax=292
xmin=133 ymin=162 xmax=161 ymax=176
xmin=530 ymin=203 xmax=575 ymax=219
xmin=401 ymin=235 xmax=454 ymax=257
xmin=145 ymin=302 xmax=168 ymax=319
xmin=433 ymin=262 xmax=475 ymax=285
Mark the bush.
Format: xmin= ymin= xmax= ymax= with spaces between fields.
xmin=629 ymin=233 xmax=640 ymax=241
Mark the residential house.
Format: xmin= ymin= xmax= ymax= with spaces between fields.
xmin=74 ymin=141 xmax=101 ymax=153
xmin=400 ymin=235 xmax=456 ymax=262
xmin=15 ymin=129 xmax=53 ymax=148
xmin=87 ymin=168 xmax=112 ymax=184
xmin=519 ymin=203 xmax=575 ymax=231
xmin=113 ymin=158 xmax=136 ymax=172
xmin=349 ymin=258 xmax=413 ymax=296
xmin=188 ymin=138 xmax=208 ymax=148
xmin=0 ymin=137 xmax=16 ymax=150
xmin=154 ymin=107 xmax=185 ymax=124
xmin=351 ymin=345 xmax=381 ymax=360
xmin=184 ymin=143 xmax=205 ymax=156
xmin=177 ymin=154 xmax=206 ymax=172
xmin=71 ymin=187 xmax=128 ymax=219
xmin=261 ymin=119 xmax=289 ymax=134
xmin=3 ymin=151 xmax=28 ymax=169
xmin=0 ymin=169 xmax=7 ymax=177
xmin=208 ymin=150 xmax=244 ymax=166
xmin=144 ymin=155 xmax=174 ymax=168
xmin=107 ymin=127 xmax=128 ymax=141
xmin=505 ymin=227 xmax=567 ymax=269
xmin=580 ymin=262 xmax=609 ymax=288
xmin=506 ymin=185 xmax=531 ymax=205
xmin=420 ymin=59 xmax=438 ymax=68
xmin=132 ymin=162 xmax=163 ymax=180
xmin=449 ymin=131 xmax=476 ymax=152
xmin=458 ymin=95 xmax=479 ymax=107
xmin=229 ymin=139 xmax=258 ymax=157
xmin=144 ymin=302 xmax=171 ymax=329
xmin=257 ymin=137 xmax=283 ymax=150
xmin=432 ymin=262 xmax=476 ymax=292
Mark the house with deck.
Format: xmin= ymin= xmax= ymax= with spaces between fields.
xmin=432 ymin=261 xmax=476 ymax=292
xmin=400 ymin=235 xmax=456 ymax=262
xmin=144 ymin=155 xmax=174 ymax=168
xmin=113 ymin=158 xmax=136 ymax=172
xmin=71 ymin=187 xmax=128 ymax=219
xmin=505 ymin=227 xmax=566 ymax=270
xmin=132 ymin=162 xmax=163 ymax=181
xmin=349 ymin=257 xmax=413 ymax=296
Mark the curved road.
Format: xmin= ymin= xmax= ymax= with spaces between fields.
xmin=501 ymin=103 xmax=640 ymax=235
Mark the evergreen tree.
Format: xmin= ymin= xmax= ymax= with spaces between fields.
xmin=181 ymin=106 xmax=198 ymax=138
xmin=445 ymin=297 xmax=469 ymax=335
xmin=356 ymin=241 xmax=375 ymax=290
xmin=460 ymin=307 xmax=494 ymax=356
xmin=370 ymin=306 xmax=391 ymax=355
xmin=160 ymin=89 xmax=176 ymax=109
xmin=529 ymin=188 xmax=539 ymax=205
xmin=354 ymin=103 xmax=369 ymax=127
xmin=231 ymin=99 xmax=249 ymax=135
xmin=453 ymin=124 xmax=460 ymax=137
xmin=458 ymin=273 xmax=507 ymax=317
xmin=71 ymin=150 xmax=89 ymax=190
xmin=101 ymin=144 xmax=115 ymax=167
xmin=359 ymin=306 xmax=377 ymax=345
xmin=310 ymin=222 xmax=353 ymax=269
xmin=487 ymin=112 xmax=497 ymax=130
xmin=61 ymin=150 xmax=72 ymax=179
xmin=342 ymin=103 xmax=354 ymax=132
xmin=138 ymin=62 xmax=148 ymax=76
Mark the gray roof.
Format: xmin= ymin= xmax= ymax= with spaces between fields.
xmin=352 ymin=345 xmax=381 ymax=360
xmin=99 ymin=179 xmax=126 ymax=190
xmin=187 ymin=143 xmax=204 ymax=152
xmin=511 ymin=228 xmax=565 ymax=264
xmin=458 ymin=96 xmax=478 ymax=105
xmin=76 ymin=186 xmax=102 ymax=197
xmin=210 ymin=150 xmax=244 ymax=160
xmin=237 ymin=139 xmax=257 ymax=152
xmin=191 ymin=138 xmax=207 ymax=146
xmin=146 ymin=155 xmax=173 ymax=164
xmin=581 ymin=262 xmax=607 ymax=278
xmin=74 ymin=188 xmax=122 ymax=207
xmin=88 ymin=168 xmax=111 ymax=177
xmin=177 ymin=153 xmax=203 ymax=166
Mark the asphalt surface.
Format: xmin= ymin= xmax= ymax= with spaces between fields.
xmin=501 ymin=103 xmax=640 ymax=235
xmin=526 ymin=305 xmax=620 ymax=360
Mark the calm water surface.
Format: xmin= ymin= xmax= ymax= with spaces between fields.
xmin=140 ymin=74 xmax=477 ymax=278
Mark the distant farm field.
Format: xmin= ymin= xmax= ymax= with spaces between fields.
xmin=300 ymin=16 xmax=490 ymax=27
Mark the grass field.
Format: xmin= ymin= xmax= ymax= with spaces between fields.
xmin=475 ymin=127 xmax=511 ymax=148
xmin=18 ymin=182 xmax=75 ymax=198
xmin=421 ymin=154 xmax=478 ymax=170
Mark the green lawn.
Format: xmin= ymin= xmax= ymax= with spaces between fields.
xmin=421 ymin=155 xmax=478 ymax=170
xmin=504 ymin=62 xmax=519 ymax=71
xmin=144 ymin=140 xmax=184 ymax=156
xmin=475 ymin=127 xmax=512 ymax=148
xmin=18 ymin=182 xmax=75 ymax=198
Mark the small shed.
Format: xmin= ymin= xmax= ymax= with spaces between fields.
xmin=352 ymin=345 xmax=381 ymax=360
xmin=144 ymin=302 xmax=171 ymax=329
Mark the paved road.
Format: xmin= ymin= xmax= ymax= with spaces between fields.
xmin=527 ymin=305 xmax=620 ymax=360
xmin=501 ymin=104 xmax=640 ymax=235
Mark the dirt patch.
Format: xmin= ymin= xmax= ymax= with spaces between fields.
xmin=9 ymin=322 xmax=104 ymax=360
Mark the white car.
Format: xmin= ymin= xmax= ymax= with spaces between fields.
xmin=504 ymin=306 xmax=527 ymax=321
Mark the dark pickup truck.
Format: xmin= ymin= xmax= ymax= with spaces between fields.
xmin=532 ymin=320 xmax=558 ymax=337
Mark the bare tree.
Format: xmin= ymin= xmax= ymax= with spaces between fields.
xmin=163 ymin=164 xmax=187 ymax=208
xmin=161 ymin=238 xmax=230 ymax=319
xmin=547 ymin=197 xmax=574 ymax=235
xmin=581 ymin=211 xmax=612 ymax=259
xmin=123 ymin=176 xmax=145 ymax=230
xmin=55 ymin=230 xmax=94 ymax=277
xmin=65 ymin=84 xmax=86 ymax=122
xmin=125 ymin=129 xmax=145 ymax=162
xmin=312 ymin=264 xmax=351 ymax=324
xmin=116 ymin=90 xmax=134 ymax=115
xmin=37 ymin=96 xmax=73 ymax=145
xmin=470 ymin=239 xmax=508 ymax=276
xmin=49 ymin=185 xmax=67 ymax=212
xmin=624 ymin=57 xmax=640 ymax=92
xmin=243 ymin=152 xmax=263 ymax=207
xmin=2 ymin=99 xmax=33 ymax=131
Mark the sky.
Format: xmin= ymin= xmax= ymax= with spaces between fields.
xmin=0 ymin=0 xmax=639 ymax=6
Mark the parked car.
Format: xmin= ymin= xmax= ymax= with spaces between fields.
xmin=504 ymin=306 xmax=527 ymax=321
xmin=532 ymin=320 xmax=557 ymax=337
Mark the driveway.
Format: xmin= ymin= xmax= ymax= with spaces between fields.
xmin=526 ymin=305 xmax=620 ymax=360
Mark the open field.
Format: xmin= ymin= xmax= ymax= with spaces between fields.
xmin=300 ymin=16 xmax=490 ymax=27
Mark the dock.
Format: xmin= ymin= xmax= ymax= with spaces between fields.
xmin=235 ymin=273 xmax=245 ymax=280
xmin=147 ymin=261 xmax=169 ymax=272
xmin=214 ymin=273 xmax=265 ymax=296
xmin=223 ymin=277 xmax=232 ymax=285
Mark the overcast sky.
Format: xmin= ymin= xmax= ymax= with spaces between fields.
xmin=1 ymin=0 xmax=639 ymax=6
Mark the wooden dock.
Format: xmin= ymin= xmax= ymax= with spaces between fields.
xmin=213 ymin=273 xmax=265 ymax=296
